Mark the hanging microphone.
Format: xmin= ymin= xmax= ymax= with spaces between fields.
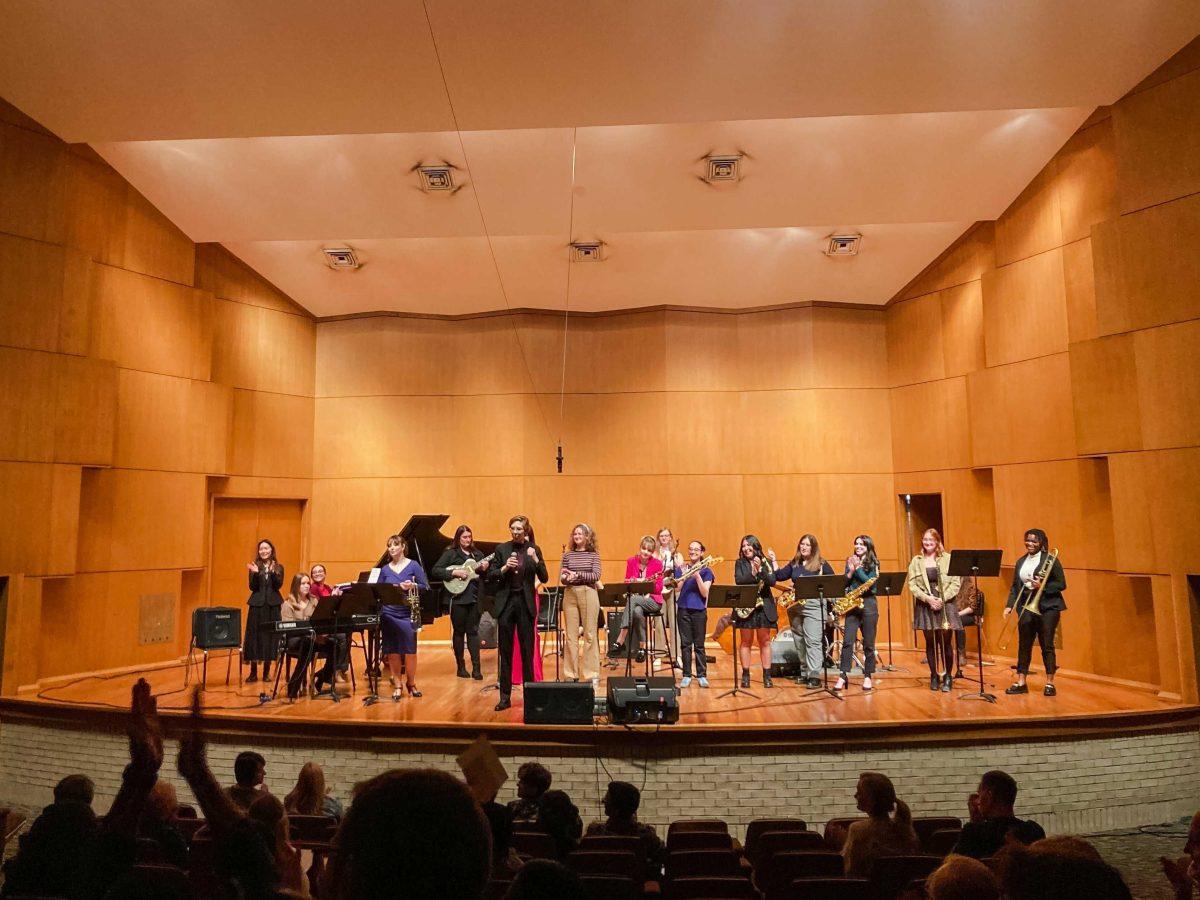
xmin=556 ymin=444 xmax=563 ymax=473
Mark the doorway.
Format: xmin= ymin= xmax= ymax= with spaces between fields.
xmin=900 ymin=493 xmax=945 ymax=558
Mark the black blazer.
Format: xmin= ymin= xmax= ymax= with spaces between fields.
xmin=487 ymin=541 xmax=548 ymax=618
xmin=734 ymin=557 xmax=778 ymax=625
xmin=247 ymin=565 xmax=284 ymax=608
xmin=1007 ymin=553 xmax=1067 ymax=616
xmin=432 ymin=546 xmax=487 ymax=608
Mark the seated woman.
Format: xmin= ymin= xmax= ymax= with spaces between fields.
xmin=375 ymin=533 xmax=429 ymax=700
xmin=309 ymin=564 xmax=349 ymax=683
xmin=280 ymin=573 xmax=346 ymax=699
xmin=609 ymin=535 xmax=665 ymax=662
xmin=284 ymin=762 xmax=344 ymax=821
xmin=838 ymin=772 xmax=919 ymax=876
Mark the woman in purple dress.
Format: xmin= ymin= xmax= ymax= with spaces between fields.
xmin=376 ymin=533 xmax=429 ymax=700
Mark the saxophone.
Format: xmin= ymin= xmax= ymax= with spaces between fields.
xmin=735 ymin=554 xmax=772 ymax=622
xmin=832 ymin=573 xmax=879 ymax=617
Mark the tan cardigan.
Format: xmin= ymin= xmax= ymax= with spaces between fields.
xmin=906 ymin=553 xmax=961 ymax=603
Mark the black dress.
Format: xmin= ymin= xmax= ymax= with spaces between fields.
xmin=734 ymin=557 xmax=777 ymax=630
xmin=243 ymin=564 xmax=284 ymax=662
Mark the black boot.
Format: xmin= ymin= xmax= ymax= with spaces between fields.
xmin=456 ymin=660 xmax=470 ymax=679
xmin=930 ymin=674 xmax=939 ymax=691
xmin=246 ymin=663 xmax=258 ymax=684
xmin=469 ymin=636 xmax=483 ymax=680
xmin=763 ymin=672 xmax=774 ymax=688
xmin=262 ymin=662 xmax=272 ymax=681
xmin=941 ymin=673 xmax=952 ymax=692
xmin=741 ymin=670 xmax=751 ymax=689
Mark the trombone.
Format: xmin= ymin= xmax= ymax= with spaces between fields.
xmin=998 ymin=548 xmax=1058 ymax=651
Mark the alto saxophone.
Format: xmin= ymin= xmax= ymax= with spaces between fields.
xmin=735 ymin=554 xmax=772 ymax=622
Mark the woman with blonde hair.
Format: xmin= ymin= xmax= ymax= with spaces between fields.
xmin=284 ymin=761 xmax=344 ymax=820
xmin=559 ymin=523 xmax=602 ymax=685
xmin=907 ymin=528 xmax=963 ymax=692
xmin=840 ymin=771 xmax=919 ymax=876
xmin=610 ymin=535 xmax=665 ymax=661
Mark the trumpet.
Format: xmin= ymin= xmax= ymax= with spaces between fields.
xmin=998 ymin=548 xmax=1058 ymax=650
xmin=407 ymin=584 xmax=422 ymax=633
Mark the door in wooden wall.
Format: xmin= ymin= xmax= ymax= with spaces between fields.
xmin=210 ymin=499 xmax=305 ymax=608
xmin=901 ymin=493 xmax=944 ymax=556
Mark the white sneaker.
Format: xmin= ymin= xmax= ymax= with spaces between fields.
xmin=680 ymin=676 xmax=692 ymax=688
xmin=698 ymin=677 xmax=709 ymax=688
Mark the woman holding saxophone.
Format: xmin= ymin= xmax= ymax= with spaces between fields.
xmin=1004 ymin=528 xmax=1066 ymax=697
xmin=836 ymin=535 xmax=880 ymax=693
xmin=734 ymin=535 xmax=778 ymax=689
xmin=907 ymin=528 xmax=962 ymax=693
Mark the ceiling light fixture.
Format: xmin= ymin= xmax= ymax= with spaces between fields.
xmin=321 ymin=246 xmax=361 ymax=269
xmin=417 ymin=165 xmax=455 ymax=192
xmin=704 ymin=154 xmax=742 ymax=183
xmin=824 ymin=233 xmax=862 ymax=256
xmin=570 ymin=241 xmax=604 ymax=262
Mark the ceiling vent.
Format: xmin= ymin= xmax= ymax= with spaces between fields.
xmin=417 ymin=165 xmax=455 ymax=192
xmin=321 ymin=246 xmax=361 ymax=269
xmin=824 ymin=233 xmax=862 ymax=257
xmin=704 ymin=154 xmax=742 ymax=183
xmin=570 ymin=241 xmax=604 ymax=262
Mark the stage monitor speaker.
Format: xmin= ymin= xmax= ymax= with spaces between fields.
xmin=606 ymin=676 xmax=679 ymax=725
xmin=523 ymin=682 xmax=596 ymax=725
xmin=191 ymin=607 xmax=241 ymax=650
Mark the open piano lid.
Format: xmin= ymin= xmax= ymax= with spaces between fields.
xmin=373 ymin=514 xmax=501 ymax=572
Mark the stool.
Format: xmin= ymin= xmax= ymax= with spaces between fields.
xmin=643 ymin=606 xmax=675 ymax=677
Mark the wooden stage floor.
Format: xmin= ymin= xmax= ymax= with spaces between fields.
xmin=8 ymin=641 xmax=1195 ymax=749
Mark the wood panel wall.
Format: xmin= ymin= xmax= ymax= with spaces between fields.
xmin=0 ymin=100 xmax=315 ymax=691
xmin=887 ymin=37 xmax=1200 ymax=697
xmin=309 ymin=307 xmax=900 ymax=645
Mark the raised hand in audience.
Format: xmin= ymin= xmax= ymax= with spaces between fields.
xmin=177 ymin=686 xmax=243 ymax=832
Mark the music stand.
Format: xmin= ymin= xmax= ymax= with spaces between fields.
xmin=707 ymin=584 xmax=762 ymax=699
xmin=598 ymin=581 xmax=655 ymax=676
xmin=874 ymin=572 xmax=908 ymax=673
xmin=339 ymin=582 xmax=403 ymax=706
xmin=949 ymin=549 xmax=1002 ymax=703
xmin=790 ymin=575 xmax=847 ymax=701
xmin=309 ymin=591 xmax=354 ymax=703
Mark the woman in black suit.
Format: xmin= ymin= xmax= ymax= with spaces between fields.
xmin=244 ymin=538 xmax=284 ymax=683
xmin=1004 ymin=528 xmax=1066 ymax=697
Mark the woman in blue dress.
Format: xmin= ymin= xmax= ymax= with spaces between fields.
xmin=376 ymin=533 xmax=429 ymax=700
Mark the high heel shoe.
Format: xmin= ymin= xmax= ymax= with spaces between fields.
xmin=833 ymin=676 xmax=847 ymax=692
xmin=406 ymin=683 xmax=422 ymax=698
xmin=390 ymin=676 xmax=403 ymax=701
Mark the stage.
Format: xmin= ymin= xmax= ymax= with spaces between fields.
xmin=3 ymin=641 xmax=1193 ymax=750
